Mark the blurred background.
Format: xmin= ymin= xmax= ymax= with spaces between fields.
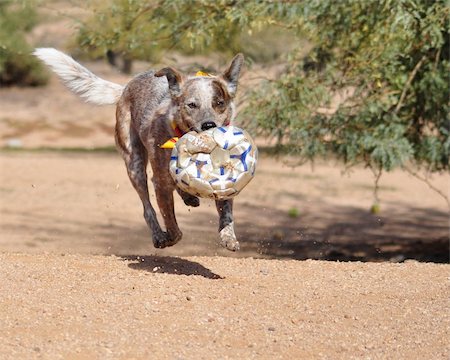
xmin=0 ymin=0 xmax=448 ymax=262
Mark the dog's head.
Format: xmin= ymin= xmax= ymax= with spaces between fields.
xmin=155 ymin=54 xmax=244 ymax=133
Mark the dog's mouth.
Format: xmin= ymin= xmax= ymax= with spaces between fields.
xmin=189 ymin=122 xmax=217 ymax=133
xmin=201 ymin=121 xmax=217 ymax=131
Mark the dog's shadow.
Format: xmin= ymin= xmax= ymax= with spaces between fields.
xmin=120 ymin=255 xmax=223 ymax=279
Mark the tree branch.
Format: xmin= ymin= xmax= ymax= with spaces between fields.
xmin=394 ymin=55 xmax=426 ymax=115
xmin=371 ymin=166 xmax=383 ymax=205
xmin=404 ymin=167 xmax=450 ymax=210
xmin=434 ymin=48 xmax=441 ymax=71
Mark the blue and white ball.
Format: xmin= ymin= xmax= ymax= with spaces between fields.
xmin=169 ymin=126 xmax=257 ymax=200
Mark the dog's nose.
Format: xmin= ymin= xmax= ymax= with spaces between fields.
xmin=201 ymin=121 xmax=217 ymax=131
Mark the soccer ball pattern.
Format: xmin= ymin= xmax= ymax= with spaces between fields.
xmin=169 ymin=126 xmax=257 ymax=200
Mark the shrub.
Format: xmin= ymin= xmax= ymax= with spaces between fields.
xmin=0 ymin=1 xmax=48 ymax=86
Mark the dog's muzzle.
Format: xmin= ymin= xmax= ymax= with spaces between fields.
xmin=201 ymin=121 xmax=217 ymax=131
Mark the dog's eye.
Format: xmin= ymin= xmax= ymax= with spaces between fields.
xmin=187 ymin=102 xmax=198 ymax=109
xmin=216 ymin=100 xmax=225 ymax=106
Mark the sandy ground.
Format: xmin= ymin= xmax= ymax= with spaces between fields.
xmin=1 ymin=253 xmax=448 ymax=359
xmin=1 ymin=10 xmax=449 ymax=357
xmin=0 ymin=151 xmax=449 ymax=360
xmin=0 ymin=151 xmax=449 ymax=262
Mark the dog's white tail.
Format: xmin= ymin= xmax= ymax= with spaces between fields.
xmin=33 ymin=48 xmax=124 ymax=105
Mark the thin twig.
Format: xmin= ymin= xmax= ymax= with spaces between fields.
xmin=245 ymin=75 xmax=276 ymax=82
xmin=394 ymin=55 xmax=426 ymax=115
xmin=434 ymin=48 xmax=441 ymax=71
xmin=404 ymin=167 xmax=450 ymax=210
xmin=371 ymin=166 xmax=383 ymax=205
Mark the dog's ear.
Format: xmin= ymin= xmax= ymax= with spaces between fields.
xmin=221 ymin=53 xmax=244 ymax=97
xmin=155 ymin=67 xmax=183 ymax=97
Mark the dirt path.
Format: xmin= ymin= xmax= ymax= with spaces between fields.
xmin=1 ymin=252 xmax=448 ymax=359
xmin=0 ymin=152 xmax=448 ymax=262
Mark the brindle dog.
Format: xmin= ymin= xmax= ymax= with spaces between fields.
xmin=34 ymin=48 xmax=244 ymax=251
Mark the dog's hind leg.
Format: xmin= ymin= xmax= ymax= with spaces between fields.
xmin=216 ymin=199 xmax=240 ymax=251
xmin=176 ymin=188 xmax=200 ymax=207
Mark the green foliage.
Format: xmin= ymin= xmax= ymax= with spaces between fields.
xmin=75 ymin=0 xmax=448 ymax=174
xmin=0 ymin=0 xmax=48 ymax=86
xmin=75 ymin=0 xmax=295 ymax=72
xmin=246 ymin=0 xmax=449 ymax=173
xmin=370 ymin=203 xmax=381 ymax=215
xmin=288 ymin=207 xmax=300 ymax=218
xmin=75 ymin=0 xmax=165 ymax=69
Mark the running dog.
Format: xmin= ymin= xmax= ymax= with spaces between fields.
xmin=34 ymin=48 xmax=244 ymax=251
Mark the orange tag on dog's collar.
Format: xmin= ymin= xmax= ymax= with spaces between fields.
xmin=160 ymin=137 xmax=179 ymax=149
xmin=195 ymin=70 xmax=212 ymax=77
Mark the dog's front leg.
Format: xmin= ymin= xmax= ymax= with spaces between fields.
xmin=152 ymin=181 xmax=182 ymax=248
xmin=216 ymin=199 xmax=240 ymax=251
xmin=149 ymin=148 xmax=183 ymax=248
xmin=116 ymin=124 xmax=168 ymax=247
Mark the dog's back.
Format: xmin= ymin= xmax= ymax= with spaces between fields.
xmin=123 ymin=71 xmax=171 ymax=129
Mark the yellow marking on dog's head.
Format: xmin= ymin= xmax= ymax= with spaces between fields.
xmin=195 ymin=70 xmax=212 ymax=77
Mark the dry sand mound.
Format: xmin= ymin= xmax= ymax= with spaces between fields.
xmin=1 ymin=252 xmax=448 ymax=359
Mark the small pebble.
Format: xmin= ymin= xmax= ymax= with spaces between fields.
xmin=6 ymin=138 xmax=23 ymax=148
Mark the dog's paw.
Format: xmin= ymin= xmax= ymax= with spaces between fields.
xmin=177 ymin=189 xmax=200 ymax=207
xmin=183 ymin=195 xmax=200 ymax=207
xmin=219 ymin=222 xmax=240 ymax=251
xmin=153 ymin=230 xmax=182 ymax=248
